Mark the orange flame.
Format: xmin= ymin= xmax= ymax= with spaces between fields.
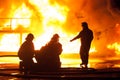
xmin=107 ymin=42 xmax=120 ymax=55
xmin=1 ymin=0 xmax=120 ymax=68
xmin=0 ymin=0 xmax=96 ymax=54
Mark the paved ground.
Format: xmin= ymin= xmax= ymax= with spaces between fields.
xmin=0 ymin=67 xmax=120 ymax=79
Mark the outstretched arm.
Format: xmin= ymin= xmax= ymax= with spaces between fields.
xmin=70 ymin=32 xmax=81 ymax=42
xmin=70 ymin=36 xmax=78 ymax=42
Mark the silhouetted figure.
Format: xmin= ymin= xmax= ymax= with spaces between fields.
xmin=70 ymin=22 xmax=93 ymax=68
xmin=35 ymin=33 xmax=62 ymax=71
xmin=18 ymin=33 xmax=35 ymax=72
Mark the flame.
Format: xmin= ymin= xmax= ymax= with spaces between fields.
xmin=0 ymin=0 xmax=97 ymax=66
xmin=89 ymin=46 xmax=97 ymax=53
xmin=0 ymin=0 xmax=97 ymax=54
xmin=1 ymin=0 xmax=120 ymax=68
xmin=0 ymin=34 xmax=20 ymax=52
xmin=3 ymin=3 xmax=32 ymax=30
xmin=107 ymin=42 xmax=120 ymax=55
xmin=11 ymin=3 xmax=32 ymax=29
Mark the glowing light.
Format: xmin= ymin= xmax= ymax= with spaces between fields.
xmin=90 ymin=46 xmax=97 ymax=53
xmin=11 ymin=3 xmax=32 ymax=30
xmin=0 ymin=0 xmax=97 ymax=54
xmin=0 ymin=0 xmax=98 ymax=67
xmin=107 ymin=42 xmax=120 ymax=55
xmin=29 ymin=0 xmax=71 ymax=52
xmin=0 ymin=34 xmax=20 ymax=52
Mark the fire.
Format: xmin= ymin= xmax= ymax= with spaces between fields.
xmin=0 ymin=0 xmax=96 ymax=54
xmin=0 ymin=34 xmax=20 ymax=52
xmin=89 ymin=46 xmax=97 ymax=53
xmin=3 ymin=3 xmax=32 ymax=30
xmin=0 ymin=1 xmax=95 ymax=67
xmin=107 ymin=42 xmax=120 ymax=55
xmin=1 ymin=0 xmax=120 ymax=68
xmin=29 ymin=0 xmax=70 ymax=51
xmin=12 ymin=3 xmax=32 ymax=29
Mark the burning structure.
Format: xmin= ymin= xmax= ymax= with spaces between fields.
xmin=0 ymin=0 xmax=120 ymax=68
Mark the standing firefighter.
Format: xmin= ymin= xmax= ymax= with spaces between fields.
xmin=70 ymin=22 xmax=93 ymax=68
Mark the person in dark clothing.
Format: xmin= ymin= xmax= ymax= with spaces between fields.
xmin=18 ymin=33 xmax=35 ymax=72
xmin=70 ymin=22 xmax=93 ymax=68
xmin=35 ymin=33 xmax=62 ymax=71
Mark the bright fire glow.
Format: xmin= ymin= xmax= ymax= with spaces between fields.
xmin=12 ymin=3 xmax=32 ymax=29
xmin=0 ymin=0 xmax=100 ymax=67
xmin=107 ymin=42 xmax=120 ymax=55
xmin=3 ymin=3 xmax=32 ymax=30
xmin=0 ymin=0 xmax=98 ymax=54
xmin=0 ymin=34 xmax=20 ymax=51
xmin=1 ymin=0 xmax=120 ymax=69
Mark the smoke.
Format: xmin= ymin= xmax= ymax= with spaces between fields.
xmin=62 ymin=0 xmax=120 ymax=57
xmin=43 ymin=0 xmax=120 ymax=57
